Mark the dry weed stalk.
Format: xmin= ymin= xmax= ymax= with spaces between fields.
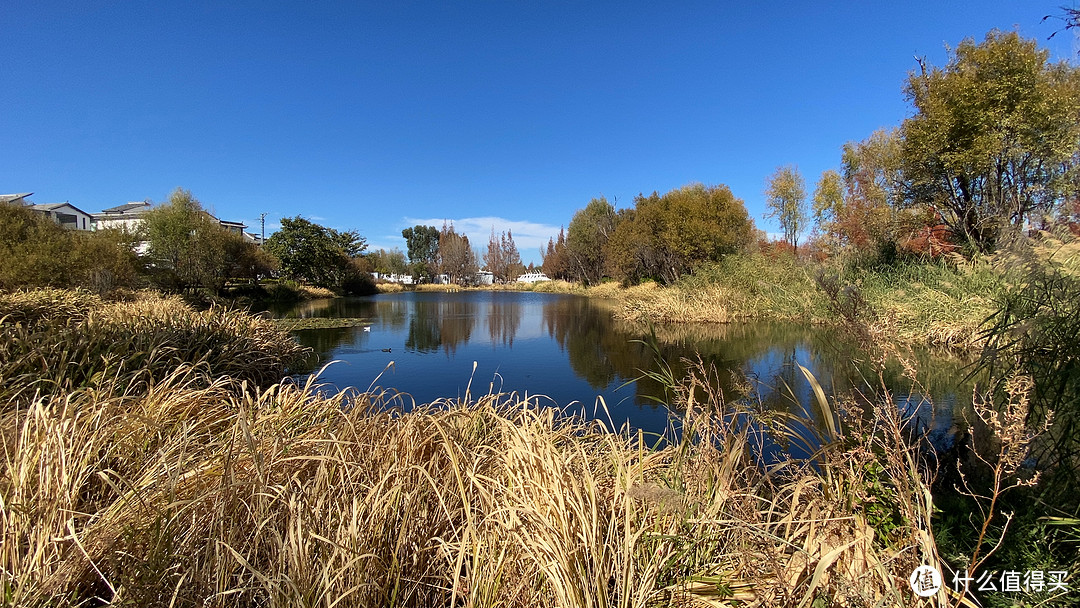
xmin=948 ymin=374 xmax=1048 ymax=607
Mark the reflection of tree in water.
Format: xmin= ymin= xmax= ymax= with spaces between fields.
xmin=404 ymin=298 xmax=477 ymax=355
xmin=270 ymin=297 xmax=338 ymax=319
xmin=542 ymin=296 xmax=623 ymax=389
xmin=371 ymin=297 xmax=409 ymax=330
xmin=405 ymin=301 xmax=441 ymax=353
xmin=290 ymin=326 xmax=361 ymax=371
xmin=436 ymin=299 xmax=476 ymax=355
xmin=485 ymin=298 xmax=521 ymax=347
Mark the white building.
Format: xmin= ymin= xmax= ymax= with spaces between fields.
xmin=91 ymin=202 xmax=153 ymax=232
xmin=516 ymin=271 xmax=550 ymax=284
xmin=373 ymin=272 xmax=414 ymax=285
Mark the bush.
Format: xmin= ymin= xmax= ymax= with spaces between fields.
xmin=0 ymin=203 xmax=145 ymax=293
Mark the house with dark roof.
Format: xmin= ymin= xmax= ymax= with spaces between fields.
xmin=30 ymin=202 xmax=94 ymax=230
xmin=3 ymin=192 xmax=92 ymax=230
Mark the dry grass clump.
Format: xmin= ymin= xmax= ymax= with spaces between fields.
xmin=860 ymin=258 xmax=1000 ymax=350
xmin=0 ymin=290 xmax=309 ymax=405
xmin=0 ymin=288 xmax=103 ymax=326
xmin=374 ymin=281 xmax=406 ymax=293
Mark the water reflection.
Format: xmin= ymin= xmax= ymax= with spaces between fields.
xmin=275 ymin=292 xmax=978 ymax=440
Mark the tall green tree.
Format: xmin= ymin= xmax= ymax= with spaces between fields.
xmin=764 ymin=165 xmax=807 ymax=249
xmin=265 ymin=216 xmax=366 ymax=289
xmin=142 ymin=188 xmax=253 ymax=292
xmin=401 ymin=225 xmax=439 ymax=281
xmin=566 ymin=197 xmax=616 ymax=285
xmin=901 ymin=30 xmax=1080 ymax=251
xmin=367 ymin=248 xmax=408 ymax=276
xmin=606 ymin=183 xmax=754 ymax=284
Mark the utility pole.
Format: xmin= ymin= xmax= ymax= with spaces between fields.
xmin=259 ymin=212 xmax=266 ymax=246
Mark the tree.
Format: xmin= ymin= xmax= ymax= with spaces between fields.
xmin=0 ymin=200 xmax=142 ymax=292
xmin=142 ymin=188 xmax=247 ymax=292
xmin=367 ymin=248 xmax=408 ymax=276
xmin=812 ymin=170 xmax=845 ymax=227
xmin=484 ymin=227 xmax=522 ymax=283
xmin=541 ymin=227 xmax=570 ymax=280
xmin=764 ymin=165 xmax=807 ymax=249
xmin=222 ymin=232 xmax=278 ymax=282
xmin=606 ymin=183 xmax=754 ymax=284
xmin=436 ymin=223 xmax=477 ymax=285
xmin=264 ymin=216 xmax=367 ymax=289
xmin=401 ymin=225 xmax=439 ymax=281
xmin=484 ymin=228 xmax=505 ymax=282
xmin=566 ymin=197 xmax=616 ymax=285
xmin=502 ymin=230 xmax=523 ymax=281
xmin=901 ymin=30 xmax=1080 ymax=252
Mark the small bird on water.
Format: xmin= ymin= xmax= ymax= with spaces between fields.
xmin=381 ymin=347 xmax=392 ymax=352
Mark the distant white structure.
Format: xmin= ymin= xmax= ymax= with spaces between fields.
xmin=373 ymin=272 xmax=414 ymax=285
xmin=476 ymin=270 xmax=494 ymax=285
xmin=516 ymin=271 xmax=550 ymax=284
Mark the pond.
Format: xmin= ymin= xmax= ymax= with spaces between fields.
xmin=268 ymin=291 xmax=977 ymax=449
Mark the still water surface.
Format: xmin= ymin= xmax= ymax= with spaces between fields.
xmin=270 ymin=291 xmax=975 ymax=446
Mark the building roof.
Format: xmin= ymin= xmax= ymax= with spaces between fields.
xmin=100 ymin=201 xmax=152 ymax=214
xmin=30 ymin=202 xmax=92 ymax=216
xmin=0 ymin=192 xmax=33 ymax=204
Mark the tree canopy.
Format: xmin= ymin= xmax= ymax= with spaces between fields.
xmin=484 ymin=228 xmax=523 ymax=283
xmin=401 ymin=225 xmax=440 ymax=281
xmin=607 ymin=183 xmax=754 ymax=284
xmin=265 ymin=216 xmax=366 ymax=289
xmin=436 ymin=223 xmax=477 ymax=285
xmin=566 ymin=197 xmax=616 ymax=285
xmin=142 ymin=189 xmax=272 ymax=292
xmin=900 ymin=30 xmax=1080 ymax=251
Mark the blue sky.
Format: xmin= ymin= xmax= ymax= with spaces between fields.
xmin=4 ymin=1 xmax=1077 ymax=263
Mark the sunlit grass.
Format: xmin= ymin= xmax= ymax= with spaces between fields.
xmin=1 ymin=289 xmax=950 ymax=607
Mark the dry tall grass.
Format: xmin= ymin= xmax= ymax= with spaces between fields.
xmin=2 ymin=372 xmax=942 ymax=607
xmin=1 ymin=290 xmax=945 ymax=607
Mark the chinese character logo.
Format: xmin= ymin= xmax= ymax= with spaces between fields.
xmin=910 ymin=565 xmax=943 ymax=597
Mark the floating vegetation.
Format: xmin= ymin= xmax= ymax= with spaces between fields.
xmin=272 ymin=316 xmax=371 ymax=331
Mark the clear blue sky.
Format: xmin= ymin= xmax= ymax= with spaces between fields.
xmin=4 ymin=1 xmax=1077 ymax=263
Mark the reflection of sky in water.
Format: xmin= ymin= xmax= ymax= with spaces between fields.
xmin=281 ymin=292 xmax=977 ymax=442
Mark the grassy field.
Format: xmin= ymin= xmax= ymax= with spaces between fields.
xmin=1 ymin=289 xmax=945 ymax=607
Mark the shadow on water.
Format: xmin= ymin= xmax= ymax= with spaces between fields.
xmin=273 ymin=292 xmax=980 ymax=444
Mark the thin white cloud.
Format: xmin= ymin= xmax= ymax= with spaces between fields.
xmin=402 ymin=216 xmax=562 ymax=258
